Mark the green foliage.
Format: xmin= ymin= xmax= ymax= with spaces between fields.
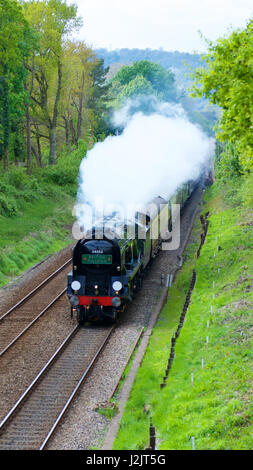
xmin=0 ymin=141 xmax=86 ymax=217
xmin=23 ymin=0 xmax=83 ymax=165
xmin=23 ymin=0 xmax=82 ymax=60
xmin=214 ymin=142 xmax=253 ymax=208
xmin=0 ymin=192 xmax=18 ymax=216
xmin=0 ymin=141 xmax=87 ymax=285
xmin=192 ymin=19 xmax=253 ymax=173
xmin=96 ymin=402 xmax=119 ymax=420
xmin=112 ymin=60 xmax=177 ymax=102
xmin=0 ymin=166 xmax=40 ymax=216
xmin=0 ymin=0 xmax=35 ymax=166
xmin=0 ymin=1 xmax=110 ymax=167
xmin=87 ymin=58 xmax=111 ymax=140
xmin=113 ymin=185 xmax=253 ymax=450
xmin=180 ymin=94 xmax=218 ymax=137
xmin=121 ymin=74 xmax=155 ymax=99
xmin=107 ymin=60 xmax=181 ymax=131
xmin=108 ymin=58 xmax=218 ymax=135
xmin=6 ymin=166 xmax=37 ymax=189
xmin=240 ymin=174 xmax=253 ymax=207
xmin=215 ymin=142 xmax=243 ymax=182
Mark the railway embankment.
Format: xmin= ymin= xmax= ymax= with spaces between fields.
xmin=111 ymin=182 xmax=253 ymax=450
xmin=0 ymin=147 xmax=85 ymax=287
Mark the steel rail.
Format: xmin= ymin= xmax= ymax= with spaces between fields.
xmin=0 ymin=288 xmax=67 ymax=357
xmin=0 ymin=258 xmax=72 ymax=322
xmin=39 ymin=326 xmax=115 ymax=450
xmin=0 ymin=324 xmax=79 ymax=432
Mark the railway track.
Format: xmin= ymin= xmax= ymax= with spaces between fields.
xmin=0 ymin=187 xmax=205 ymax=450
xmin=0 ymin=259 xmax=71 ymax=357
xmin=0 ymin=325 xmax=114 ymax=450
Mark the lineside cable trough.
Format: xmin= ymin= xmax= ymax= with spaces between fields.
xmin=143 ymin=210 xmax=227 ymax=450
xmin=159 ymin=212 xmax=209 ymax=389
xmin=140 ymin=212 xmax=211 ymax=449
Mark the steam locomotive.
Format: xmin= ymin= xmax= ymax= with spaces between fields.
xmin=67 ymin=182 xmax=195 ymax=324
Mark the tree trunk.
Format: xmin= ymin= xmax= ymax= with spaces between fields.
xmin=70 ymin=119 xmax=76 ymax=146
xmin=13 ymin=134 xmax=19 ymax=167
xmin=26 ymin=102 xmax=32 ymax=173
xmin=2 ymin=66 xmax=9 ymax=171
xmin=25 ymin=57 xmax=34 ymax=173
xmin=32 ymin=123 xmax=43 ymax=167
xmin=65 ymin=120 xmax=69 ymax=146
xmin=4 ymin=146 xmax=8 ymax=171
xmin=63 ymin=116 xmax=69 ymax=146
xmin=31 ymin=143 xmax=42 ymax=167
xmin=49 ymin=125 xmax=57 ymax=165
xmin=76 ymin=71 xmax=85 ymax=142
xmin=49 ymin=61 xmax=62 ymax=165
xmin=36 ymin=134 xmax=42 ymax=167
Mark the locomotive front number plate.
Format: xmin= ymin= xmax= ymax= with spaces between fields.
xmin=82 ymin=254 xmax=112 ymax=264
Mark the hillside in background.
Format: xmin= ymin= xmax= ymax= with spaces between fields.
xmin=95 ymin=48 xmax=202 ymax=77
xmin=95 ymin=48 xmax=219 ymax=136
xmin=95 ymin=48 xmax=205 ymax=92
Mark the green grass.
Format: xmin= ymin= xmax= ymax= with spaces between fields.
xmin=112 ymin=183 xmax=253 ymax=450
xmin=0 ymin=144 xmax=87 ymax=286
xmin=0 ymin=193 xmax=74 ymax=286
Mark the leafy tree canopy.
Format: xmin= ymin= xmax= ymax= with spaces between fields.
xmin=112 ymin=60 xmax=177 ymax=102
xmin=121 ymin=74 xmax=155 ymax=99
xmin=22 ymin=0 xmax=82 ymax=58
xmin=192 ymin=19 xmax=253 ymax=172
xmin=0 ymin=0 xmax=35 ymax=166
xmin=22 ymin=0 xmax=83 ymax=164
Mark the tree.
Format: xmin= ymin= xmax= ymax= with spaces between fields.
xmin=113 ymin=60 xmax=177 ymax=102
xmin=59 ymin=41 xmax=95 ymax=147
xmin=87 ymin=58 xmax=111 ymax=141
xmin=108 ymin=60 xmax=178 ymax=130
xmin=23 ymin=0 xmax=82 ymax=164
xmin=192 ymin=20 xmax=253 ymax=172
xmin=121 ymin=74 xmax=155 ymax=99
xmin=0 ymin=0 xmax=33 ymax=170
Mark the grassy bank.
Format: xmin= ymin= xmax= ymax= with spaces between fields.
xmin=112 ymin=180 xmax=253 ymax=450
xmin=0 ymin=144 xmax=86 ymax=287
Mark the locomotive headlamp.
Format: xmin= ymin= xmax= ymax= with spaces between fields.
xmin=71 ymin=280 xmax=81 ymax=292
xmin=70 ymin=295 xmax=79 ymax=306
xmin=112 ymin=297 xmax=121 ymax=308
xmin=113 ymin=281 xmax=122 ymax=291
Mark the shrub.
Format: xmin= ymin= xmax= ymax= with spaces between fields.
xmin=0 ymin=193 xmax=18 ymax=216
xmin=215 ymin=142 xmax=243 ymax=183
xmin=6 ymin=167 xmax=38 ymax=190
xmin=42 ymin=144 xmax=86 ymax=188
xmin=240 ymin=174 xmax=253 ymax=208
xmin=214 ymin=143 xmax=253 ymax=209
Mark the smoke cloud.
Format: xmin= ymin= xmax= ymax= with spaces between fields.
xmin=76 ymin=100 xmax=214 ymax=230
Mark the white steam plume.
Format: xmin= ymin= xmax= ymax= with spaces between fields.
xmin=76 ymin=101 xmax=214 ymax=230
